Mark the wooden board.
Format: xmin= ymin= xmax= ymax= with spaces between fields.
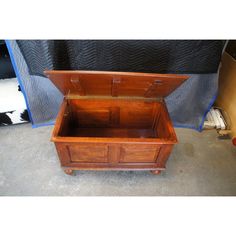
xmin=44 ymin=70 xmax=188 ymax=98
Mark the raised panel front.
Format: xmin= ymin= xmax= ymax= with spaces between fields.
xmin=119 ymin=144 xmax=160 ymax=163
xmin=68 ymin=144 xmax=109 ymax=163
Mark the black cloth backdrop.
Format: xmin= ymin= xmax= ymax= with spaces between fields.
xmin=11 ymin=40 xmax=226 ymax=129
xmin=16 ymin=40 xmax=225 ymax=76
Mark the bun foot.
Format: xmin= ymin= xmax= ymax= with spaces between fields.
xmin=64 ymin=169 xmax=74 ymax=175
xmin=150 ymin=170 xmax=161 ymax=175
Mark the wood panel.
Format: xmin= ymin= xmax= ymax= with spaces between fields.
xmin=75 ymin=109 xmax=111 ymax=126
xmin=68 ymin=144 xmax=109 ymax=163
xmin=155 ymin=101 xmax=177 ymax=141
xmin=45 ymin=70 xmax=189 ymax=98
xmin=119 ymin=144 xmax=160 ymax=163
xmin=73 ymin=107 xmax=120 ymax=128
xmin=156 ymin=145 xmax=174 ymax=168
xmin=69 ymin=99 xmax=158 ymax=129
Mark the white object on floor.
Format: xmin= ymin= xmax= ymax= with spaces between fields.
xmin=214 ymin=109 xmax=226 ymax=130
xmin=204 ymin=108 xmax=226 ymax=130
xmin=210 ymin=109 xmax=221 ymax=129
xmin=204 ymin=111 xmax=215 ymax=129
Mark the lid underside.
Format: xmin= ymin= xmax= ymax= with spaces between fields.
xmin=44 ymin=70 xmax=189 ymax=98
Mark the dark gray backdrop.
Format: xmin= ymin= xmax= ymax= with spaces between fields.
xmin=7 ymin=40 xmax=225 ymax=130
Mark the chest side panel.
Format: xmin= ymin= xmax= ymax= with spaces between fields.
xmin=119 ymin=144 xmax=161 ymax=163
xmin=68 ymin=143 xmax=109 ymax=163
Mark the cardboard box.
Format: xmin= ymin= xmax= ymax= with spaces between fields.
xmin=216 ymin=52 xmax=236 ymax=141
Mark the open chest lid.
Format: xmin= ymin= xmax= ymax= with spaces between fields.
xmin=44 ymin=70 xmax=189 ymax=98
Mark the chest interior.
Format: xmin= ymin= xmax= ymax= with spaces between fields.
xmin=58 ymin=97 xmax=172 ymax=139
xmin=45 ymin=70 xmax=188 ymax=142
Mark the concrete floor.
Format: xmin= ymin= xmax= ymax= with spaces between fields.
xmin=0 ymin=123 xmax=236 ymax=196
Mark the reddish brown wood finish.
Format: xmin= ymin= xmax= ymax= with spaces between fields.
xmin=44 ymin=70 xmax=188 ymax=98
xmin=45 ymin=70 xmax=188 ymax=175
xmin=64 ymin=168 xmax=74 ymax=175
xmin=150 ymin=170 xmax=162 ymax=175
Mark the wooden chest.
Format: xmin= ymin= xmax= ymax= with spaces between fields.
xmin=45 ymin=70 xmax=188 ymax=175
